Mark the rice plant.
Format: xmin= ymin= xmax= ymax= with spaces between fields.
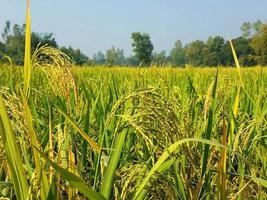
xmin=0 ymin=0 xmax=266 ymax=200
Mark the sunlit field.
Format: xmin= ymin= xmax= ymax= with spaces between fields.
xmin=0 ymin=65 xmax=267 ymax=199
xmin=0 ymin=0 xmax=267 ymax=199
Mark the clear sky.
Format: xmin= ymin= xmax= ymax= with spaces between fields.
xmin=0 ymin=0 xmax=266 ymax=57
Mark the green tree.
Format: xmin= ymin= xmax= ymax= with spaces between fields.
xmin=203 ymin=36 xmax=225 ymax=66
xmin=105 ymin=47 xmax=125 ymax=66
xmin=241 ymin=20 xmax=263 ymax=38
xmin=125 ymin=56 xmax=139 ymax=66
xmin=170 ymin=40 xmax=185 ymax=67
xmin=1 ymin=21 xmax=11 ymax=42
xmin=0 ymin=41 xmax=5 ymax=54
xmin=252 ymin=20 xmax=264 ymax=33
xmin=4 ymin=23 xmax=26 ymax=64
xmin=1 ymin=21 xmax=59 ymax=65
xmin=250 ymin=24 xmax=267 ymax=65
xmin=131 ymin=32 xmax=154 ymax=66
xmin=93 ymin=51 xmax=106 ymax=65
xmin=0 ymin=41 xmax=6 ymax=62
xmin=241 ymin=22 xmax=252 ymax=38
xmin=185 ymin=40 xmax=206 ymax=66
xmin=32 ymin=32 xmax=58 ymax=49
xmin=153 ymin=51 xmax=168 ymax=66
xmin=223 ymin=37 xmax=255 ymax=66
xmin=60 ymin=46 xmax=89 ymax=65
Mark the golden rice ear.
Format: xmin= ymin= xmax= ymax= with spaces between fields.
xmin=23 ymin=0 xmax=32 ymax=97
xmin=31 ymin=45 xmax=77 ymax=102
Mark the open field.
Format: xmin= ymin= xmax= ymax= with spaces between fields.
xmin=0 ymin=65 xmax=267 ymax=199
xmin=0 ymin=0 xmax=267 ymax=199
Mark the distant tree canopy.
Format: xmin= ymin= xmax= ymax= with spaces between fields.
xmin=105 ymin=47 xmax=126 ymax=66
xmin=185 ymin=40 xmax=206 ymax=66
xmin=60 ymin=46 xmax=90 ymax=65
xmin=152 ymin=51 xmax=168 ymax=66
xmin=250 ymin=24 xmax=267 ymax=65
xmin=131 ymin=32 xmax=154 ymax=66
xmin=0 ymin=21 xmax=89 ymax=65
xmin=0 ymin=20 xmax=267 ymax=67
xmin=0 ymin=21 xmax=59 ymax=65
xmin=170 ymin=40 xmax=185 ymax=66
xmin=93 ymin=51 xmax=106 ymax=65
xmin=241 ymin=20 xmax=263 ymax=38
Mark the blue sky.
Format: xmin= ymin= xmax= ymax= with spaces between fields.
xmin=0 ymin=0 xmax=266 ymax=56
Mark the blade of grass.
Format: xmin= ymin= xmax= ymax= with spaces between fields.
xmin=0 ymin=95 xmax=29 ymax=200
xmin=56 ymin=106 xmax=101 ymax=153
xmin=135 ymin=158 xmax=176 ymax=200
xmin=132 ymin=138 xmax=224 ymax=200
xmin=218 ymin=118 xmax=228 ymax=200
xmin=229 ymin=41 xmax=245 ymax=200
xmin=173 ymin=159 xmax=186 ymax=200
xmin=100 ymin=128 xmax=128 ymax=199
xmin=201 ymin=69 xmax=218 ymax=177
xmin=229 ymin=40 xmax=242 ymax=82
xmin=237 ymin=162 xmax=245 ymax=200
xmin=21 ymin=92 xmax=49 ymax=200
xmin=251 ymin=177 xmax=267 ymax=188
xmin=48 ymin=101 xmax=54 ymax=179
xmin=23 ymin=0 xmax=32 ymax=96
xmin=35 ymin=147 xmax=106 ymax=200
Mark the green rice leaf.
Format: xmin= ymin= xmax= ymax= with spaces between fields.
xmin=0 ymin=95 xmax=29 ymax=200
xmin=35 ymin=147 xmax=106 ymax=200
xmin=23 ymin=0 xmax=32 ymax=96
xmin=56 ymin=106 xmax=101 ymax=153
xmin=133 ymin=138 xmax=223 ymax=200
xmin=252 ymin=177 xmax=267 ymax=188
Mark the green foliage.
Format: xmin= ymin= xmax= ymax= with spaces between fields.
xmin=131 ymin=32 xmax=154 ymax=66
xmin=241 ymin=22 xmax=253 ymax=38
xmin=1 ymin=21 xmax=58 ymax=65
xmin=3 ymin=23 xmax=26 ymax=65
xmin=203 ymin=36 xmax=225 ymax=66
xmin=185 ymin=40 xmax=206 ymax=66
xmin=1 ymin=20 xmax=267 ymax=67
xmin=37 ymin=148 xmax=106 ymax=200
xmin=152 ymin=51 xmax=169 ymax=66
xmin=0 ymin=66 xmax=267 ymax=199
xmin=125 ymin=55 xmax=139 ymax=66
xmin=170 ymin=40 xmax=185 ymax=67
xmin=0 ymin=95 xmax=29 ymax=200
xmin=0 ymin=42 xmax=6 ymax=62
xmin=241 ymin=20 xmax=263 ymax=38
xmin=105 ymin=47 xmax=126 ymax=66
xmin=60 ymin=46 xmax=90 ymax=65
xmin=0 ymin=2 xmax=266 ymax=199
xmin=93 ymin=51 xmax=106 ymax=65
xmin=224 ymin=37 xmax=256 ymax=66
xmin=250 ymin=24 xmax=267 ymax=65
xmin=0 ymin=21 xmax=91 ymax=66
xmin=32 ymin=32 xmax=58 ymax=49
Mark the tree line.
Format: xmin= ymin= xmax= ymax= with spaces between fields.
xmin=0 ymin=20 xmax=267 ymax=67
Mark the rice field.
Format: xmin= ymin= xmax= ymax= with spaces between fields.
xmin=0 ymin=0 xmax=267 ymax=200
xmin=0 ymin=64 xmax=267 ymax=200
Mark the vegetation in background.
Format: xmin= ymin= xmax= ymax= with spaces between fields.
xmin=105 ymin=47 xmax=126 ymax=66
xmin=250 ymin=24 xmax=267 ymax=65
xmin=131 ymin=32 xmax=154 ymax=66
xmin=1 ymin=20 xmax=267 ymax=67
